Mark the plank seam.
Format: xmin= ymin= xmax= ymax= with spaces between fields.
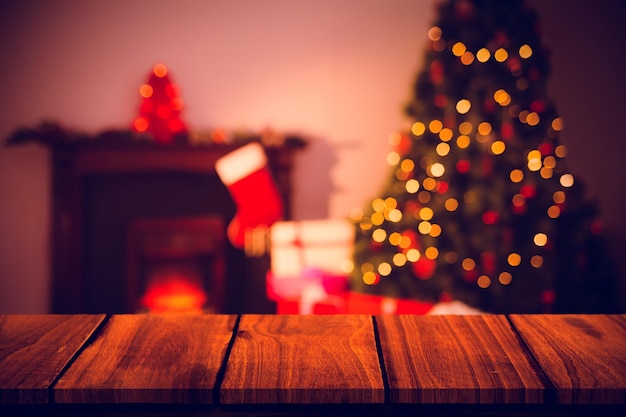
xmin=213 ymin=314 xmax=241 ymax=405
xmin=48 ymin=314 xmax=112 ymax=404
xmin=371 ymin=316 xmax=390 ymax=405
xmin=505 ymin=315 xmax=557 ymax=405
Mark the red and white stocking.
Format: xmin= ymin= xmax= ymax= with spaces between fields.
xmin=215 ymin=142 xmax=283 ymax=248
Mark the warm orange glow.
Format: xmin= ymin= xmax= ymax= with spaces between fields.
xmin=153 ymin=63 xmax=168 ymax=77
xmin=459 ymin=121 xmax=473 ymax=135
xmin=439 ymin=128 xmax=453 ymax=142
xmin=423 ymin=177 xmax=437 ymax=190
xmin=170 ymin=97 xmax=183 ymax=110
xmin=389 ymin=232 xmax=402 ymax=246
xmin=499 ymin=272 xmax=513 ymax=285
xmin=476 ymin=48 xmax=491 ymax=62
xmin=393 ymin=253 xmax=407 ymax=266
xmin=491 ymin=140 xmax=506 ymax=155
xmin=445 ymin=198 xmax=459 ymax=211
xmin=494 ymin=48 xmax=508 ymax=62
xmin=412 ymin=122 xmax=426 ymax=136
xmin=462 ymin=258 xmax=476 ymax=271
xmin=429 ymin=119 xmax=443 ymax=133
xmin=372 ymin=198 xmax=385 ymax=212
xmin=553 ymin=191 xmax=566 ymax=204
xmin=400 ymin=159 xmax=415 ymax=172
xmin=406 ymin=249 xmax=421 ymax=262
xmin=387 ymin=151 xmax=400 ymax=166
xmin=133 ymin=117 xmax=149 ymax=132
xmin=419 ymin=207 xmax=434 ymax=220
xmin=477 ymin=275 xmax=491 ymax=288
xmin=456 ymin=99 xmax=471 ymax=114
xmin=378 ymin=262 xmax=392 ymax=276
xmin=363 ymin=271 xmax=378 ymax=285
xmin=510 ymin=169 xmax=524 ymax=183
xmin=429 ymin=162 xmax=445 ymax=177
xmin=507 ymin=253 xmax=522 ymax=267
xmin=429 ymin=224 xmax=442 ymax=237
xmin=428 ymin=26 xmax=442 ymax=41
xmin=418 ymin=221 xmax=432 ymax=234
xmin=141 ymin=275 xmax=207 ymax=313
xmin=560 ymin=173 xmax=574 ymax=187
xmin=436 ymin=142 xmax=450 ymax=156
xmin=530 ymin=255 xmax=544 ymax=268
xmin=477 ymin=121 xmax=492 ymax=136
xmin=424 ymin=247 xmax=439 ymax=260
xmin=452 ymin=42 xmax=467 ymax=57
xmin=534 ymin=233 xmax=548 ymax=247
xmin=552 ymin=118 xmax=564 ymax=131
xmin=406 ymin=179 xmax=420 ymax=193
xmin=456 ymin=135 xmax=470 ymax=149
xmin=461 ymin=51 xmax=475 ymax=65
xmin=139 ymin=84 xmax=153 ymax=98
xmin=372 ymin=228 xmax=387 ymax=242
xmin=371 ymin=212 xmax=384 ymax=226
xmin=519 ymin=44 xmax=533 ymax=59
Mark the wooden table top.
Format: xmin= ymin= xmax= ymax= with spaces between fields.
xmin=1 ymin=314 xmax=625 ymax=416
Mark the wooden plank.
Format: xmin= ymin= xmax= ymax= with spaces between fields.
xmin=376 ymin=315 xmax=546 ymax=404
xmin=510 ymin=314 xmax=626 ymax=404
xmin=0 ymin=314 xmax=105 ymax=404
xmin=53 ymin=314 xmax=236 ymax=404
xmin=220 ymin=314 xmax=384 ymax=404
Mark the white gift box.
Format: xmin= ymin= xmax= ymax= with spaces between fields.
xmin=269 ymin=219 xmax=355 ymax=278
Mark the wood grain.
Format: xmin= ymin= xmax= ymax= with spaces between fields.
xmin=0 ymin=314 xmax=105 ymax=404
xmin=53 ymin=314 xmax=236 ymax=404
xmin=220 ymin=314 xmax=384 ymax=404
xmin=376 ymin=315 xmax=546 ymax=404
xmin=510 ymin=314 xmax=626 ymax=404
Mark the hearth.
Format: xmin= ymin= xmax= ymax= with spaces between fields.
xmin=36 ymin=127 xmax=303 ymax=314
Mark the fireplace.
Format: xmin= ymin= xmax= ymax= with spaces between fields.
xmin=44 ymin=128 xmax=303 ymax=314
xmin=126 ymin=216 xmax=226 ymax=313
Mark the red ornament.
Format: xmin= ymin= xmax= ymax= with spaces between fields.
xmin=482 ymin=211 xmax=498 ymax=225
xmin=434 ymin=94 xmax=448 ymax=108
xmin=540 ymin=289 xmax=556 ymax=305
xmin=463 ymin=268 xmax=479 ymax=283
xmin=500 ymin=122 xmax=514 ymax=140
xmin=481 ymin=156 xmax=493 ymax=175
xmin=456 ymin=159 xmax=471 ymax=173
xmin=591 ymin=220 xmax=603 ymax=235
xmin=483 ymin=98 xmax=496 ymax=114
xmin=412 ymin=257 xmax=436 ymax=279
xmin=520 ymin=185 xmax=536 ymax=198
xmin=538 ymin=142 xmax=553 ymax=156
xmin=430 ymin=61 xmax=444 ymax=85
xmin=530 ymin=100 xmax=546 ymax=113
xmin=133 ymin=63 xmax=188 ymax=143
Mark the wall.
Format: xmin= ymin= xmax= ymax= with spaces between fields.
xmin=1 ymin=0 xmax=624 ymax=313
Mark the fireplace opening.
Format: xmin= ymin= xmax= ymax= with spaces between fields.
xmin=127 ymin=216 xmax=226 ymax=313
xmin=81 ymin=171 xmax=245 ymax=313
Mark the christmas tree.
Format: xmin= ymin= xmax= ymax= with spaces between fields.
xmin=350 ymin=0 xmax=615 ymax=313
xmin=132 ymin=63 xmax=187 ymax=143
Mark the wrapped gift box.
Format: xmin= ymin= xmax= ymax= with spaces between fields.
xmin=269 ymin=219 xmax=354 ymax=277
xmin=268 ymin=219 xmax=353 ymax=301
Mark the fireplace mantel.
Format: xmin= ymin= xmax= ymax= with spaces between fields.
xmin=14 ymin=126 xmax=305 ymax=313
